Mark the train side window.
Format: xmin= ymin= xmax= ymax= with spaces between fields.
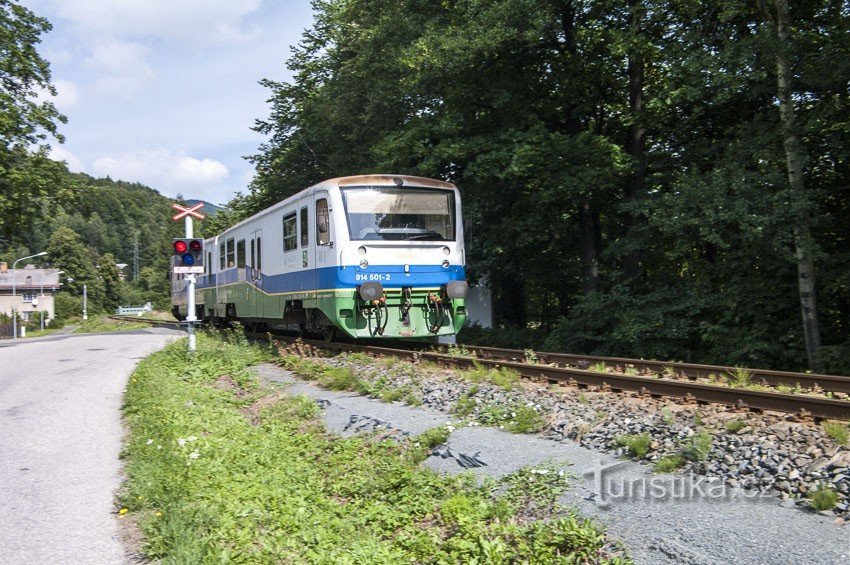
xmin=300 ymin=206 xmax=309 ymax=247
xmin=316 ymin=198 xmax=330 ymax=245
xmin=256 ymin=237 xmax=262 ymax=271
xmin=250 ymin=239 xmax=255 ymax=267
xmin=226 ymin=238 xmax=235 ymax=267
xmin=219 ymin=243 xmax=225 ymax=270
xmin=207 ymin=251 xmax=211 ymax=274
xmin=283 ymin=213 xmax=297 ymax=251
xmin=237 ymin=239 xmax=246 ymax=268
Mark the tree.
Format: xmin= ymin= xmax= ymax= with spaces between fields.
xmin=0 ymin=0 xmax=68 ymax=244
xmin=98 ymin=252 xmax=123 ymax=311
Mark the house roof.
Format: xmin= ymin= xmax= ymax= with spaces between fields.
xmin=0 ymin=266 xmax=63 ymax=289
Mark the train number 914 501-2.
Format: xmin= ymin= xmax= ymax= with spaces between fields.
xmin=355 ymin=273 xmax=391 ymax=282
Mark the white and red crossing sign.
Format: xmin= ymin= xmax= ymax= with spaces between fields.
xmin=172 ymin=202 xmax=206 ymax=221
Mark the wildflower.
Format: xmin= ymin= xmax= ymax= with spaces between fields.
xmin=446 ymin=425 xmax=455 ymax=433
xmin=118 ymin=508 xmax=128 ymax=516
xmin=157 ymin=445 xmax=162 ymax=450
xmin=189 ymin=451 xmax=200 ymax=459
xmin=177 ymin=438 xmax=186 ymax=447
xmin=146 ymin=439 xmax=154 ymax=445
xmin=155 ymin=511 xmax=162 ymax=517
xmin=187 ymin=436 xmax=197 ymax=442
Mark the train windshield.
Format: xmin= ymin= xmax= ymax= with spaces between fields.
xmin=342 ymin=187 xmax=456 ymax=241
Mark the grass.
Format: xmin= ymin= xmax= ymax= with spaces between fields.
xmin=725 ymin=367 xmax=753 ymax=388
xmin=452 ymin=386 xmax=479 ymax=417
xmin=615 ymin=434 xmax=652 ymax=459
xmin=653 ymin=455 xmax=686 ymax=473
xmin=682 ymin=429 xmax=713 ymax=462
xmin=73 ymin=315 xmax=151 ymax=334
xmin=463 ymin=361 xmax=520 ymax=390
xmin=477 ymin=404 xmax=546 ymax=434
xmin=121 ymin=334 xmax=627 ymax=563
xmin=724 ymin=419 xmax=746 ymax=434
xmin=809 ymin=483 xmax=840 ymax=511
xmin=823 ymin=421 xmax=849 ymax=446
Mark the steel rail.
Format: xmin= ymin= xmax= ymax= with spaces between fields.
xmin=423 ymin=344 xmax=850 ymax=395
xmin=275 ymin=337 xmax=850 ymax=421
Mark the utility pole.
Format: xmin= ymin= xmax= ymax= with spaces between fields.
xmin=83 ymin=284 xmax=88 ymax=321
xmin=132 ymin=236 xmax=140 ymax=281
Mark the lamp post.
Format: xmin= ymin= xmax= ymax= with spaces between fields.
xmin=11 ymin=251 xmax=47 ymax=340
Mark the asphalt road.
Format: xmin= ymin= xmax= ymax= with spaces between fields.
xmin=0 ymin=328 xmax=183 ymax=564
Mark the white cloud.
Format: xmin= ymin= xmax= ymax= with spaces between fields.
xmin=92 ymin=149 xmax=229 ymax=196
xmin=49 ymin=145 xmax=84 ymax=172
xmin=49 ymin=0 xmax=263 ymax=44
xmin=84 ymin=39 xmax=155 ymax=98
xmin=52 ymin=79 xmax=79 ymax=111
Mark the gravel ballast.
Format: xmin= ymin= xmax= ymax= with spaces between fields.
xmin=254 ymin=358 xmax=849 ymax=564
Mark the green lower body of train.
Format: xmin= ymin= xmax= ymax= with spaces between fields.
xmin=177 ymin=283 xmax=466 ymax=339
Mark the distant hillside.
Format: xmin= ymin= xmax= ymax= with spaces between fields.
xmin=185 ymin=199 xmax=225 ymax=217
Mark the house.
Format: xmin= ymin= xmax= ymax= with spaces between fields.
xmin=0 ymin=263 xmax=63 ymax=323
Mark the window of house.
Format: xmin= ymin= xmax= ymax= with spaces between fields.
xmin=300 ymin=206 xmax=309 ymax=247
xmin=237 ymin=239 xmax=246 ymax=268
xmin=316 ymin=198 xmax=330 ymax=245
xmin=22 ymin=292 xmax=35 ymax=303
xmin=283 ymin=213 xmax=297 ymax=251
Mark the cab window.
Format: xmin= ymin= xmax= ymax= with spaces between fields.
xmin=316 ymin=198 xmax=330 ymax=245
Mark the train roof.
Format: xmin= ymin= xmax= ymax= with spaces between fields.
xmin=210 ymin=174 xmax=457 ymax=240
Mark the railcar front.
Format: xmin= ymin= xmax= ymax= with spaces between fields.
xmin=320 ymin=175 xmax=468 ymax=339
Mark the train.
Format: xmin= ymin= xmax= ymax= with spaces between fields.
xmin=171 ymin=174 xmax=468 ymax=340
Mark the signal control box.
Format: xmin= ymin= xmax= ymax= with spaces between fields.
xmin=173 ymin=238 xmax=205 ymax=274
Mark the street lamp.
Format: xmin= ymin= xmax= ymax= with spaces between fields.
xmin=11 ymin=251 xmax=47 ymax=340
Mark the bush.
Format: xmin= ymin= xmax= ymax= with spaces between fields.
xmin=54 ymin=292 xmax=83 ymax=321
xmin=809 ymin=484 xmax=839 ymax=511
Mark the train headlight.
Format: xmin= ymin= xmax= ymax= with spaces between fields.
xmin=358 ymin=246 xmax=367 ymax=255
xmin=441 ymin=259 xmax=450 ymax=268
xmin=445 ymin=281 xmax=468 ymax=299
xmin=359 ymin=259 xmax=369 ymax=269
xmin=442 ymin=246 xmax=450 ymax=255
xmin=358 ymin=282 xmax=383 ymax=301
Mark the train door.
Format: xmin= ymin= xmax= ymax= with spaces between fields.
xmin=299 ymin=200 xmax=315 ymax=295
xmin=314 ymin=192 xmax=334 ymax=287
xmin=250 ymin=229 xmax=263 ymax=317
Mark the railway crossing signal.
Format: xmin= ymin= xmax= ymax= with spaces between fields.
xmin=173 ymin=238 xmax=204 ymax=273
xmin=172 ymin=201 xmax=204 ymax=354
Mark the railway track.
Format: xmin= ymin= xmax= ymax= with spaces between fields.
xmin=113 ymin=317 xmax=850 ymax=421
xmin=274 ymin=336 xmax=850 ymax=421
xmin=426 ymin=344 xmax=850 ymax=396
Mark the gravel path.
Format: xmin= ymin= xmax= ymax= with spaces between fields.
xmin=255 ymin=363 xmax=850 ymax=565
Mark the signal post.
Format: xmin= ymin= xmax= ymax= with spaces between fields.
xmin=172 ymin=202 xmax=206 ymax=353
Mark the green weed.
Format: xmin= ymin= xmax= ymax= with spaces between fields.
xmin=682 ymin=429 xmax=712 ymax=462
xmin=809 ymin=483 xmax=840 ymax=511
xmin=478 ymin=404 xmax=545 ymax=434
xmin=726 ymin=367 xmax=753 ymax=388
xmin=823 ymin=421 xmax=849 ymax=446
xmin=724 ymin=419 xmax=746 ymax=434
xmin=653 ymin=455 xmax=685 ymax=473
xmin=615 ymin=434 xmax=652 ymax=459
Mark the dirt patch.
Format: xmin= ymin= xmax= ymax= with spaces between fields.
xmin=241 ymin=391 xmax=286 ymax=425
xmin=214 ymin=374 xmax=252 ymax=399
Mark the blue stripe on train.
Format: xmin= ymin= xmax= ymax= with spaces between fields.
xmin=196 ymin=264 xmax=465 ymax=294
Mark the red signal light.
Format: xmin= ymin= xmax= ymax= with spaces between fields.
xmin=189 ymin=239 xmax=202 ymax=252
xmin=174 ymin=240 xmax=188 ymax=253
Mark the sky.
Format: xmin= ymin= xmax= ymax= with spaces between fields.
xmin=21 ymin=0 xmax=316 ymax=206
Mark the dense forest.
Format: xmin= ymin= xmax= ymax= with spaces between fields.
xmin=219 ymin=0 xmax=849 ymax=373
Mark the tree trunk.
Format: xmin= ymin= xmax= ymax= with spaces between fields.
xmin=579 ymin=198 xmax=599 ymax=294
xmin=761 ymin=0 xmax=822 ymax=370
xmin=623 ymin=0 xmax=646 ymax=281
